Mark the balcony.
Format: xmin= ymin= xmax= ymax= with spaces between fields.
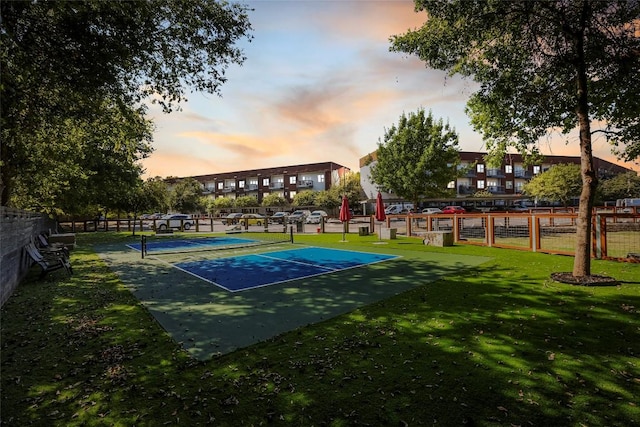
xmin=487 ymin=185 xmax=506 ymax=194
xmin=514 ymin=170 xmax=533 ymax=179
xmin=246 ymin=184 xmax=258 ymax=191
xmin=458 ymin=185 xmax=476 ymax=195
xmin=297 ymin=180 xmax=313 ymax=188
xmin=222 ymin=186 xmax=236 ymax=193
xmin=269 ymin=182 xmax=284 ymax=190
xmin=486 ymin=168 xmax=505 ymax=178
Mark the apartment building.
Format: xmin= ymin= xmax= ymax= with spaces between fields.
xmin=360 ymin=150 xmax=633 ymax=201
xmin=171 ymin=162 xmax=350 ymax=204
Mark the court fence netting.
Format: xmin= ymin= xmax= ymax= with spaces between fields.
xmin=139 ymin=228 xmax=294 ymax=259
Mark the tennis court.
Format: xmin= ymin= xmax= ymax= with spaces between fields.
xmin=97 ymin=235 xmax=492 ymax=360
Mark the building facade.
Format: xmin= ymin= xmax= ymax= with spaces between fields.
xmin=360 ymin=150 xmax=633 ymax=202
xmin=171 ymin=162 xmax=350 ymax=204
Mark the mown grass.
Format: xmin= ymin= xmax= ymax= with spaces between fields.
xmin=1 ymin=231 xmax=639 ymax=426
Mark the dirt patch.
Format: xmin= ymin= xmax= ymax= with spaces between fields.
xmin=551 ymin=272 xmax=619 ymax=286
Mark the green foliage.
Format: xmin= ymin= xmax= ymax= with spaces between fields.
xmin=332 ymin=172 xmax=364 ymax=210
xmin=314 ymin=190 xmax=340 ymax=211
xmin=1 ymin=0 xmax=252 ymax=208
xmin=598 ymin=171 xmax=640 ymax=201
xmin=370 ymin=109 xmax=461 ymax=206
xmin=207 ymin=197 xmax=233 ymax=214
xmin=143 ymin=177 xmax=171 ymax=214
xmin=523 ymin=164 xmax=582 ymax=206
xmin=170 ymin=178 xmax=203 ymax=213
xmin=261 ymin=193 xmax=288 ymax=207
xmin=234 ymin=195 xmax=259 ymax=208
xmin=292 ymin=190 xmax=316 ymax=207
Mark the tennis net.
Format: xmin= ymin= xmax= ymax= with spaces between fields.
xmin=140 ymin=229 xmax=293 ymax=259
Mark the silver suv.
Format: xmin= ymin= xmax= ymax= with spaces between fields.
xmin=157 ymin=214 xmax=194 ymax=231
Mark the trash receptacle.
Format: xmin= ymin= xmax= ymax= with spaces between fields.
xmin=296 ymin=221 xmax=303 ymax=233
xmin=358 ymin=226 xmax=369 ymax=236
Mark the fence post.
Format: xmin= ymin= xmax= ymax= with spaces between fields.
xmin=531 ymin=214 xmax=538 ymax=252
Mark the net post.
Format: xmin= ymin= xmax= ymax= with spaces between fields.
xmin=141 ymin=235 xmax=146 ymax=259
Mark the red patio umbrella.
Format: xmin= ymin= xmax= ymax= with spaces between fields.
xmin=374 ymin=192 xmax=386 ymax=239
xmin=339 ymin=196 xmax=351 ymax=241
xmin=375 ymin=192 xmax=386 ymax=222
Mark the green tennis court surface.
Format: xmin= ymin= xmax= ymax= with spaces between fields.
xmin=97 ymin=239 xmax=491 ymax=360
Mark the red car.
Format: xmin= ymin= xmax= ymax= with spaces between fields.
xmin=441 ymin=206 xmax=466 ymax=214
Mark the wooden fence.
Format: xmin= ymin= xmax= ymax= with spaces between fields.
xmin=386 ymin=212 xmax=639 ymax=261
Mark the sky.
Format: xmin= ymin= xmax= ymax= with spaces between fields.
xmin=141 ymin=0 xmax=638 ymax=179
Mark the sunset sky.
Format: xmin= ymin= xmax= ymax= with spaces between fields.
xmin=141 ymin=0 xmax=638 ymax=179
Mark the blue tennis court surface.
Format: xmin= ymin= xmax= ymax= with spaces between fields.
xmin=127 ymin=236 xmax=256 ymax=253
xmin=174 ymin=247 xmax=399 ymax=292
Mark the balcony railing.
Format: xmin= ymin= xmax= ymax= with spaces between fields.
xmin=487 ymin=185 xmax=506 ymax=194
xmin=297 ymin=180 xmax=313 ymax=188
xmin=514 ymin=170 xmax=533 ymax=179
xmin=458 ymin=185 xmax=476 ymax=195
xmin=246 ymin=184 xmax=258 ymax=191
xmin=222 ymin=187 xmax=236 ymax=193
xmin=486 ymin=168 xmax=506 ymax=178
xmin=269 ymin=182 xmax=284 ymax=189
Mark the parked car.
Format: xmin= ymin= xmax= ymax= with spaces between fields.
xmin=305 ymin=210 xmax=328 ymax=224
xmin=288 ymin=210 xmax=311 ymax=223
xmin=441 ymin=206 xmax=466 ymax=214
xmin=421 ymin=208 xmax=443 ymax=214
xmin=156 ymin=214 xmax=195 ymax=231
xmin=239 ymin=213 xmax=266 ymax=226
xmin=269 ymin=211 xmax=289 ymax=224
xmin=221 ymin=212 xmax=243 ymax=225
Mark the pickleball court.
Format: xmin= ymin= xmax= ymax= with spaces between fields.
xmin=97 ymin=235 xmax=492 ymax=359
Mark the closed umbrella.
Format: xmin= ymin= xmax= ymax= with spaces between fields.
xmin=375 ymin=192 xmax=386 ymax=239
xmin=339 ymin=196 xmax=351 ymax=241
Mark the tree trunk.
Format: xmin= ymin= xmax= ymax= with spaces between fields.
xmin=572 ymin=5 xmax=597 ymax=278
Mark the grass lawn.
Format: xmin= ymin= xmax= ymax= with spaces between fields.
xmin=1 ymin=232 xmax=639 ymax=426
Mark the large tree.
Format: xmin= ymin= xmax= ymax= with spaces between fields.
xmin=392 ymin=0 xmax=640 ymax=278
xmin=1 ymin=1 xmax=252 ymax=209
xmin=370 ymin=109 xmax=460 ymax=208
xmin=598 ymin=171 xmax=640 ymax=202
xmin=523 ymin=164 xmax=582 ymax=207
xmin=170 ymin=178 xmax=204 ymax=213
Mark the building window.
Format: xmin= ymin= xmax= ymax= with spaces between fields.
xmin=447 ymin=181 xmax=455 ymax=189
xmin=238 ymin=180 xmax=245 ymax=188
xmin=289 ymin=176 xmax=296 ymax=184
xmin=477 ymin=180 xmax=485 ymax=189
xmin=505 ymin=165 xmax=513 ymax=174
xmin=262 ymin=178 xmax=270 ymax=186
xmin=249 ymin=179 xmax=258 ymax=186
xmin=289 ymin=190 xmax=297 ymax=199
xmin=533 ymin=165 xmax=541 ymax=175
xmin=318 ymin=174 xmax=325 ymax=183
xmin=263 ymin=192 xmax=269 ymax=198
xmin=506 ymin=181 xmax=513 ymax=190
xmin=217 ymin=182 xmax=224 ymax=190
xmin=477 ymin=164 xmax=485 ymax=173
